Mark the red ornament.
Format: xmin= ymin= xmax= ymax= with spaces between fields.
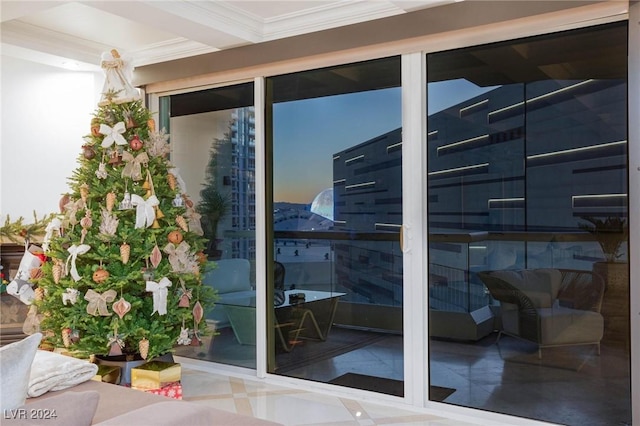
xmin=129 ymin=135 xmax=143 ymax=151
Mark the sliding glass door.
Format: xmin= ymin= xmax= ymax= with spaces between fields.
xmin=265 ymin=57 xmax=404 ymax=394
xmin=426 ymin=22 xmax=630 ymax=425
xmin=159 ymin=83 xmax=257 ymax=369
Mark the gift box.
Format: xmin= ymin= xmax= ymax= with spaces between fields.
xmin=142 ymin=382 xmax=182 ymax=400
xmin=131 ymin=360 xmax=181 ymax=390
xmin=92 ymin=364 xmax=121 ymax=384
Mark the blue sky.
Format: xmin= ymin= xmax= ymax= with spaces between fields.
xmin=272 ymin=79 xmax=496 ymax=204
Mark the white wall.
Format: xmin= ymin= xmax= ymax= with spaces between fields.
xmin=0 ymin=55 xmax=103 ymax=223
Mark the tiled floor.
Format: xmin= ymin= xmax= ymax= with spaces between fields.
xmin=177 ymin=327 xmax=632 ymax=426
xmin=180 ymin=367 xmax=488 ymax=426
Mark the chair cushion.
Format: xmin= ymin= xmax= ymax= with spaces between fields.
xmin=538 ymin=306 xmax=603 ymax=345
xmin=491 ymin=269 xmax=561 ymax=308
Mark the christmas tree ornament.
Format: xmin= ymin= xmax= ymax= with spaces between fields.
xmin=172 ymin=193 xmax=184 ymax=207
xmin=43 ymin=217 xmax=63 ymax=251
xmin=82 ymin=144 xmax=96 ymax=160
xmin=66 ymin=244 xmax=91 ymax=282
xmin=120 ymin=242 xmax=130 ymax=264
xmin=62 ymin=328 xmax=72 ymax=348
xmin=80 ymin=209 xmax=93 ymax=229
xmin=150 ymin=244 xmax=162 ymax=268
xmin=130 ymin=194 xmax=159 ymax=228
xmin=139 ymin=337 xmax=149 ymax=359
xmin=92 ymin=267 xmax=110 ymax=284
xmin=118 ymin=191 xmax=133 ymax=210
xmin=61 ymin=288 xmax=80 ymax=305
xmin=146 ymin=129 xmax=170 ymax=158
xmin=59 ymin=194 xmax=71 ymax=214
xmin=121 ymin=152 xmax=148 ymax=182
xmin=108 ymin=149 xmax=123 ymax=166
xmin=146 ymin=277 xmax=172 ymax=315
xmin=164 ymin=241 xmax=193 ymax=273
xmin=84 ymin=289 xmax=117 ymax=316
xmin=168 ymin=230 xmax=183 ymax=245
xmin=30 ymin=267 xmax=43 ymax=281
xmin=91 ymin=118 xmax=101 ymax=137
xmin=192 ymin=301 xmax=204 ymax=325
xmin=106 ymin=192 xmax=116 ymax=212
xmin=147 ymin=118 xmax=156 ymax=132
xmin=177 ymin=279 xmax=192 ymax=308
xmin=52 ymin=262 xmax=63 ymax=284
xmin=112 ymin=297 xmax=131 ymax=319
xmin=167 ymin=173 xmax=177 ymax=190
xmin=129 ymin=135 xmax=143 ymax=151
xmin=100 ymin=121 xmax=127 ymax=148
xmin=99 ymin=208 xmax=119 ymax=237
xmin=107 ymin=327 xmax=125 ymax=356
xmin=177 ymin=326 xmax=191 ymax=346
xmin=176 ymin=215 xmax=188 ymax=233
xmin=185 ymin=208 xmax=204 ymax=236
xmin=79 ymin=183 xmax=90 ymax=204
xmin=95 ymin=161 xmax=108 ymax=180
xmin=34 ymin=286 xmax=45 ymax=301
xmin=123 ymin=109 xmax=136 ymax=129
xmin=99 ymin=49 xmax=141 ymax=106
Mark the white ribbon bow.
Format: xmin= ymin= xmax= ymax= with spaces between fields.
xmin=7 ymin=279 xmax=35 ymax=305
xmin=66 ymin=244 xmax=91 ymax=282
xmin=146 ymin=277 xmax=172 ymax=315
xmin=130 ymin=194 xmax=159 ymax=228
xmin=43 ymin=217 xmax=63 ymax=251
xmin=121 ymin=152 xmax=149 ymax=181
xmin=100 ymin=122 xmax=127 ymax=148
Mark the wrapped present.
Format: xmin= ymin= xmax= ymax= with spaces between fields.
xmin=131 ymin=360 xmax=181 ymax=390
xmin=92 ymin=364 xmax=121 ymax=384
xmin=143 ymin=381 xmax=182 ymax=400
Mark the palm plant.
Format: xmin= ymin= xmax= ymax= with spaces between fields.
xmin=579 ymin=216 xmax=628 ymax=263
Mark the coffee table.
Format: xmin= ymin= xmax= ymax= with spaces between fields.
xmin=217 ymin=289 xmax=345 ymax=351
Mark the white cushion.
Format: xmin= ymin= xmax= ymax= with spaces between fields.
xmin=0 ymin=333 xmax=42 ymax=411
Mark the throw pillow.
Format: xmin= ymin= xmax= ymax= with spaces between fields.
xmin=3 ymin=390 xmax=99 ymax=426
xmin=0 ymin=333 xmax=42 ymax=411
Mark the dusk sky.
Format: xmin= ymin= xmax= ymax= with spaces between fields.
xmin=272 ymin=79 xmax=496 ymax=204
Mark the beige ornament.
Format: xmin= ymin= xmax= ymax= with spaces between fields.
xmin=120 ymin=243 xmax=130 ymax=264
xmin=139 ymin=337 xmax=149 ymax=359
xmin=92 ymin=268 xmax=110 ymax=284
xmin=79 ymin=183 xmax=89 ymax=204
xmin=34 ymin=287 xmax=45 ymax=301
xmin=176 ymin=215 xmax=188 ymax=233
xmin=106 ymin=192 xmax=116 ymax=212
xmin=52 ymin=263 xmax=63 ymax=284
xmin=62 ymin=328 xmax=72 ymax=348
xmin=167 ymin=173 xmax=177 ymax=190
xmin=112 ymin=297 xmax=131 ymax=320
xmin=80 ymin=210 xmax=93 ymax=229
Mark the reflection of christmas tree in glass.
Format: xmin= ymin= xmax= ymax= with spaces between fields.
xmin=37 ymin=50 xmax=215 ymax=360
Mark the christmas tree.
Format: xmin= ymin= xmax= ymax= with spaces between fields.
xmin=36 ymin=50 xmax=215 ymax=360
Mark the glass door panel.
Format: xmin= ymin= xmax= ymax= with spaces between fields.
xmin=426 ymin=23 xmax=631 ymax=425
xmin=159 ymin=83 xmax=257 ymax=369
xmin=266 ymin=58 xmax=404 ymax=395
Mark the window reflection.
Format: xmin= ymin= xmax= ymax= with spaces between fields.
xmin=161 ymin=84 xmax=257 ymax=369
xmin=427 ymin=23 xmax=630 ymax=426
xmin=267 ymin=58 xmax=404 ymax=394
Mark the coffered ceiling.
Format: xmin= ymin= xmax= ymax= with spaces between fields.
xmin=0 ymin=0 xmax=455 ymax=71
